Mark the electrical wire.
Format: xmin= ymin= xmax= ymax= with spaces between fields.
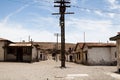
xmin=5 ymin=0 xmax=120 ymax=25
xmin=72 ymin=5 xmax=120 ymax=14
xmin=7 ymin=0 xmax=120 ymax=14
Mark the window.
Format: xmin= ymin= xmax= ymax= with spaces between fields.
xmin=115 ymin=52 xmax=117 ymax=58
xmin=23 ymin=47 xmax=31 ymax=55
xmin=79 ymin=54 xmax=81 ymax=60
xmin=8 ymin=47 xmax=15 ymax=54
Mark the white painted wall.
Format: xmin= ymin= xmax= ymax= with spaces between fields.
xmin=87 ymin=47 xmax=116 ymax=65
xmin=110 ymin=47 xmax=117 ymax=62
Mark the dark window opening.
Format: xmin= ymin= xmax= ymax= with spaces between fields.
xmin=115 ymin=52 xmax=117 ymax=58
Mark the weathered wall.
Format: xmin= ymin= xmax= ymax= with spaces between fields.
xmin=75 ymin=46 xmax=83 ymax=64
xmin=76 ymin=53 xmax=83 ymax=64
xmin=6 ymin=54 xmax=16 ymax=61
xmin=117 ymin=39 xmax=120 ymax=70
xmin=110 ymin=47 xmax=117 ymax=64
xmin=23 ymin=55 xmax=31 ymax=62
xmin=0 ymin=41 xmax=5 ymax=61
xmin=87 ymin=47 xmax=115 ymax=65
xmin=32 ymin=46 xmax=37 ymax=61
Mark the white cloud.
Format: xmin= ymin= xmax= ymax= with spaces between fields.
xmin=71 ymin=0 xmax=77 ymax=5
xmin=94 ymin=10 xmax=104 ymax=16
xmin=0 ymin=21 xmax=56 ymax=42
xmin=86 ymin=9 xmax=91 ymax=12
xmin=81 ymin=0 xmax=88 ymax=3
xmin=108 ymin=13 xmax=115 ymax=18
xmin=33 ymin=0 xmax=55 ymax=12
xmin=0 ymin=2 xmax=59 ymax=42
xmin=107 ymin=0 xmax=120 ymax=9
xmin=0 ymin=15 xmax=118 ymax=43
xmin=0 ymin=0 xmax=118 ymax=43
xmin=67 ymin=18 xmax=111 ymax=31
xmin=2 ymin=4 xmax=29 ymax=24
xmin=65 ymin=17 xmax=117 ymax=42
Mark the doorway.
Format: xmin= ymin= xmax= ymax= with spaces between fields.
xmin=16 ymin=47 xmax=23 ymax=62
xmin=70 ymin=55 xmax=73 ymax=62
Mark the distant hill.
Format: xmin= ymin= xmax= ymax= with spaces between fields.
xmin=15 ymin=42 xmax=76 ymax=51
xmin=34 ymin=42 xmax=76 ymax=51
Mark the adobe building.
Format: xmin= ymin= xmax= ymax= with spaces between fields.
xmin=110 ymin=32 xmax=120 ymax=72
xmin=0 ymin=38 xmax=39 ymax=62
xmin=74 ymin=43 xmax=84 ymax=64
xmin=82 ymin=43 xmax=116 ymax=65
xmin=74 ymin=42 xmax=116 ymax=65
xmin=0 ymin=38 xmax=11 ymax=61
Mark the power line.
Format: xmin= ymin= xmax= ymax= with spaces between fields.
xmin=72 ymin=5 xmax=120 ymax=14
xmin=7 ymin=0 xmax=120 ymax=14
xmin=6 ymin=0 xmax=120 ymax=26
xmin=69 ymin=20 xmax=120 ymax=25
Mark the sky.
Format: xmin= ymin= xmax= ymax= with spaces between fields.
xmin=0 ymin=0 xmax=120 ymax=43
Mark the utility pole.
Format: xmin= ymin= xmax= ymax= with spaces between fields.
xmin=54 ymin=33 xmax=60 ymax=61
xmin=53 ymin=0 xmax=74 ymax=68
xmin=84 ymin=32 xmax=86 ymax=43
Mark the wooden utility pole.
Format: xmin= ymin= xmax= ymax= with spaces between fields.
xmin=53 ymin=0 xmax=74 ymax=68
xmin=54 ymin=33 xmax=60 ymax=61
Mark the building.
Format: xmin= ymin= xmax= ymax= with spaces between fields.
xmin=0 ymin=38 xmax=76 ymax=62
xmin=0 ymin=38 xmax=39 ymax=62
xmin=74 ymin=42 xmax=116 ymax=65
xmin=66 ymin=47 xmax=75 ymax=62
xmin=82 ymin=43 xmax=116 ymax=65
xmin=0 ymin=38 xmax=11 ymax=61
xmin=74 ymin=43 xmax=84 ymax=64
xmin=110 ymin=32 xmax=120 ymax=72
xmin=7 ymin=42 xmax=38 ymax=62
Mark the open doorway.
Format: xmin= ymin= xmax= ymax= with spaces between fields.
xmin=70 ymin=55 xmax=73 ymax=62
xmin=16 ymin=47 xmax=23 ymax=62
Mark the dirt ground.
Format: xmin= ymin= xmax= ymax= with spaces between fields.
xmin=0 ymin=60 xmax=119 ymax=80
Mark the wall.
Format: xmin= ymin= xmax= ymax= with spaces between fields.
xmin=74 ymin=46 xmax=83 ymax=64
xmin=110 ymin=47 xmax=117 ymax=65
xmin=32 ymin=46 xmax=37 ymax=62
xmin=82 ymin=45 xmax=89 ymax=64
xmin=23 ymin=55 xmax=31 ymax=62
xmin=23 ymin=47 xmax=31 ymax=62
xmin=0 ymin=41 xmax=5 ymax=61
xmin=87 ymin=47 xmax=113 ymax=65
xmin=76 ymin=53 xmax=83 ymax=64
xmin=117 ymin=39 xmax=120 ymax=70
xmin=6 ymin=54 xmax=16 ymax=61
xmin=38 ymin=51 xmax=47 ymax=61
xmin=67 ymin=54 xmax=74 ymax=62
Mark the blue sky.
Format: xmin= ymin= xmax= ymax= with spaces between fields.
xmin=0 ymin=0 xmax=120 ymax=43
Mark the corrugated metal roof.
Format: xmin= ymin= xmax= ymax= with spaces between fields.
xmin=9 ymin=43 xmax=32 ymax=47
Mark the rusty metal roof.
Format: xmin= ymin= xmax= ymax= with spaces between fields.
xmin=75 ymin=42 xmax=116 ymax=51
xmin=9 ymin=43 xmax=32 ymax=47
xmin=74 ymin=43 xmax=84 ymax=51
xmin=84 ymin=43 xmax=116 ymax=47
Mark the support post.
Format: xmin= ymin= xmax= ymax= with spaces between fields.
xmin=53 ymin=0 xmax=74 ymax=68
